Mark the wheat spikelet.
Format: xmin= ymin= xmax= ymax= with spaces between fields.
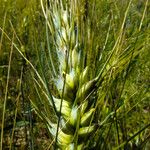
xmin=45 ymin=1 xmax=98 ymax=149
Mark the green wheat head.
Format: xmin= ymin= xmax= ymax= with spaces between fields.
xmin=44 ymin=1 xmax=98 ymax=149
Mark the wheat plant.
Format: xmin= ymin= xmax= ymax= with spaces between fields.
xmin=24 ymin=0 xmax=149 ymax=149
xmin=0 ymin=0 xmax=150 ymax=149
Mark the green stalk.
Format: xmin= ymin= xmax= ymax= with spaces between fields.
xmin=1 ymin=33 xmax=14 ymax=150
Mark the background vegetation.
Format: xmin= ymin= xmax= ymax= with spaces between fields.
xmin=0 ymin=0 xmax=150 ymax=149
